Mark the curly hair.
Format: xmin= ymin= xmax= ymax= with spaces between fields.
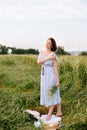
xmin=48 ymin=37 xmax=57 ymax=52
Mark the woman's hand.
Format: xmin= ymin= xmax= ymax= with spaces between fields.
xmin=37 ymin=52 xmax=56 ymax=64
xmin=47 ymin=54 xmax=56 ymax=60
xmin=55 ymin=81 xmax=60 ymax=88
xmin=37 ymin=55 xmax=55 ymax=64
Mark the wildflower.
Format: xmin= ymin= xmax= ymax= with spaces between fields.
xmin=48 ymin=85 xmax=57 ymax=98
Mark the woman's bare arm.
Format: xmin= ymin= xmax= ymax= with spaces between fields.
xmin=53 ymin=60 xmax=60 ymax=87
xmin=37 ymin=57 xmax=50 ymax=64
xmin=37 ymin=53 xmax=56 ymax=64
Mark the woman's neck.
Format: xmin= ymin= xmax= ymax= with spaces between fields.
xmin=46 ymin=49 xmax=51 ymax=52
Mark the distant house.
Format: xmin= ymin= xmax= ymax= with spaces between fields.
xmin=7 ymin=49 xmax=12 ymax=54
xmin=69 ymin=51 xmax=81 ymax=56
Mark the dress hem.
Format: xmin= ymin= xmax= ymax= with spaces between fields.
xmin=40 ymin=102 xmax=61 ymax=107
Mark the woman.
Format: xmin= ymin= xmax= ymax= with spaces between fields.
xmin=37 ymin=37 xmax=62 ymax=121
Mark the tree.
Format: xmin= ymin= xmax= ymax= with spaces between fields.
xmin=0 ymin=44 xmax=8 ymax=54
xmin=79 ymin=51 xmax=87 ymax=56
xmin=56 ymin=46 xmax=70 ymax=55
xmin=11 ymin=47 xmax=39 ymax=54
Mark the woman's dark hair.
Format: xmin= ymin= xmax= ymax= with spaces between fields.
xmin=48 ymin=37 xmax=57 ymax=52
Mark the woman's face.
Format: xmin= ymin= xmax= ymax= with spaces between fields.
xmin=46 ymin=39 xmax=52 ymax=50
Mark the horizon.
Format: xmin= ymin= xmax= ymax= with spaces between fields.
xmin=0 ymin=42 xmax=86 ymax=52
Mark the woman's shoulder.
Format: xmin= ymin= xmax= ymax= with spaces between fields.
xmin=50 ymin=52 xmax=57 ymax=56
xmin=51 ymin=52 xmax=55 ymax=55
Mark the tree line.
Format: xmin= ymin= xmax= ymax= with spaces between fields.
xmin=0 ymin=44 xmax=39 ymax=54
xmin=0 ymin=44 xmax=87 ymax=55
xmin=0 ymin=44 xmax=70 ymax=55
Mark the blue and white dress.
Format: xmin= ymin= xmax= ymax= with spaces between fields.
xmin=38 ymin=52 xmax=61 ymax=107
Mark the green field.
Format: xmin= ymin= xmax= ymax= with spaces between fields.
xmin=0 ymin=55 xmax=87 ymax=130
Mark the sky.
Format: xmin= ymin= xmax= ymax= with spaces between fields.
xmin=0 ymin=0 xmax=87 ymax=52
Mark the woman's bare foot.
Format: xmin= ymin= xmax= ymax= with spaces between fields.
xmin=56 ymin=113 xmax=63 ymax=117
xmin=46 ymin=114 xmax=52 ymax=121
xmin=56 ymin=104 xmax=62 ymax=117
xmin=46 ymin=105 xmax=55 ymax=121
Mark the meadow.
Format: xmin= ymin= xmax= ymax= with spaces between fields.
xmin=0 ymin=54 xmax=87 ymax=130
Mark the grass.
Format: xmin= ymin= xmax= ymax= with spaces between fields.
xmin=0 ymin=54 xmax=87 ymax=130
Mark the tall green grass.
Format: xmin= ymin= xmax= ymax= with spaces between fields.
xmin=0 ymin=55 xmax=87 ymax=130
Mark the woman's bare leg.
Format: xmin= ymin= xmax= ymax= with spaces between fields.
xmin=56 ymin=103 xmax=63 ymax=117
xmin=46 ymin=105 xmax=55 ymax=121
